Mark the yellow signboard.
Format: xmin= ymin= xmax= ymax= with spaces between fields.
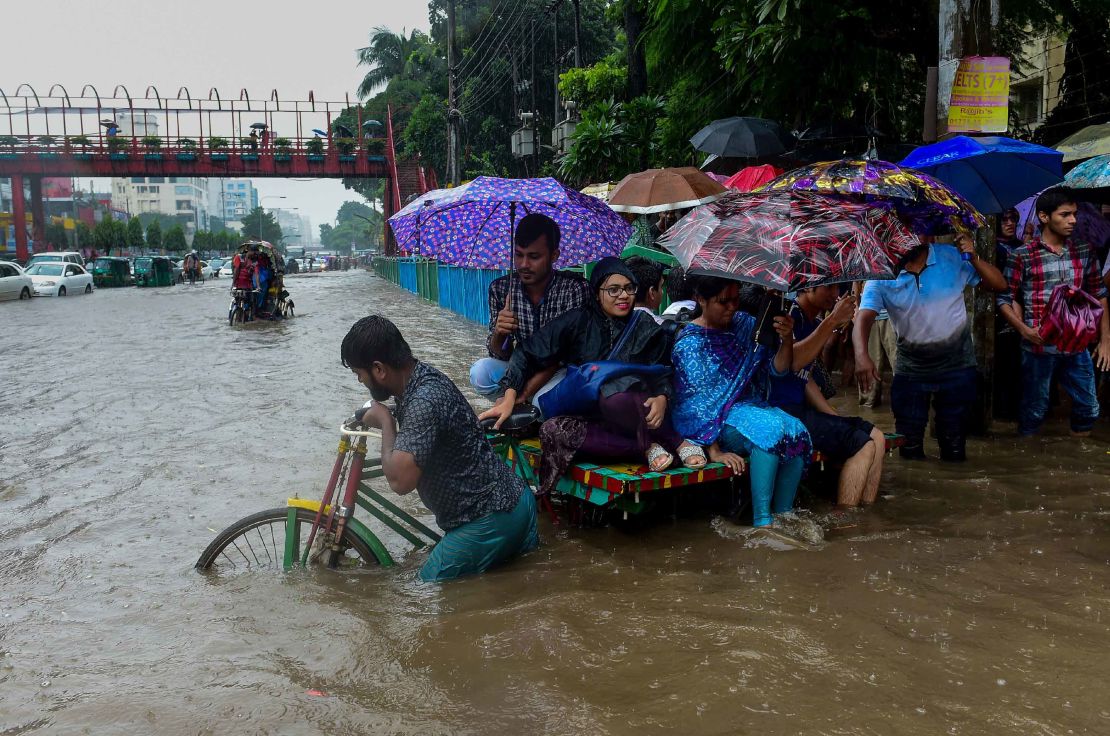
xmin=947 ymin=56 xmax=1010 ymax=134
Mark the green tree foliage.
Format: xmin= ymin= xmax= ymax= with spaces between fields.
xmin=145 ymin=220 xmax=162 ymax=251
xmin=164 ymin=225 xmax=187 ymax=253
xmin=126 ymin=216 xmax=144 ymax=252
xmin=240 ymin=207 xmax=283 ymax=244
xmin=320 ymin=200 xmax=384 ymax=254
xmin=45 ymin=221 xmax=69 ymax=249
xmin=357 ymin=27 xmax=444 ymax=99
xmin=557 ymin=96 xmax=664 ymax=185
xmin=93 ymin=218 xmax=127 ymax=255
xmin=75 ymin=221 xmax=92 ymax=249
xmin=558 ymin=60 xmax=628 ymax=109
xmin=402 ymin=94 xmax=449 ymax=177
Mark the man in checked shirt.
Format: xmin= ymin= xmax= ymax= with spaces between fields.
xmin=998 ymin=187 xmax=1110 ymax=437
xmin=468 ymin=213 xmax=590 ymax=412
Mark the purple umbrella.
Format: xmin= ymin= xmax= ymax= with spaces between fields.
xmin=387 ymin=176 xmax=632 ymax=269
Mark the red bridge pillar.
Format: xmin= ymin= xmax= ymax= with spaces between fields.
xmin=11 ymin=174 xmax=28 ymax=261
xmin=28 ymin=176 xmax=45 ymax=253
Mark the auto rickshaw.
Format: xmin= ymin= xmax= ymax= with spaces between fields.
xmin=134 ymin=256 xmax=176 ymax=287
xmin=91 ymin=257 xmax=133 ymax=288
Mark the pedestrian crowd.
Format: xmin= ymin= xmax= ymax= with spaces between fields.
xmin=343 ymin=186 xmax=1110 ymax=582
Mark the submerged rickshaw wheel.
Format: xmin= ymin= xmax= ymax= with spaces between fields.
xmin=195 ymin=507 xmax=378 ymax=573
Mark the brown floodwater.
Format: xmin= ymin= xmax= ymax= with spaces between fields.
xmin=1 ymin=269 xmax=1108 ymax=735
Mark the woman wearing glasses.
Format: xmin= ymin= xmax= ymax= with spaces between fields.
xmin=480 ymin=257 xmax=706 ymax=493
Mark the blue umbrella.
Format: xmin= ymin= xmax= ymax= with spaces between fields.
xmin=900 ymin=136 xmax=1064 ymax=214
xmin=311 ymin=129 xmax=327 ymax=137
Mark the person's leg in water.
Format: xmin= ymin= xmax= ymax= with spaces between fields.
xmin=1056 ymin=351 xmax=1100 ymax=436
xmin=861 ymin=428 xmax=886 ymax=504
xmin=890 ymin=373 xmax=931 ymax=458
xmin=837 ymin=441 xmax=875 ymax=507
xmin=932 ymin=367 xmax=976 ymax=461
xmin=770 ymin=454 xmax=804 ymax=515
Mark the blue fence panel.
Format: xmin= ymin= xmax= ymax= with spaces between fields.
xmin=437 ymin=264 xmax=508 ymax=324
xmin=397 ymin=257 xmax=418 ymax=293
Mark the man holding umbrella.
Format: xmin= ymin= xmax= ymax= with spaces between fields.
xmin=855 ymin=234 xmax=1007 ymax=461
xmin=469 ymin=213 xmax=590 ymax=403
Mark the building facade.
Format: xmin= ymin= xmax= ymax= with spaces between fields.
xmin=112 ymin=176 xmax=212 ymax=232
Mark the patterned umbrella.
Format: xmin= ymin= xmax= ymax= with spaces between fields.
xmin=1064 ymin=154 xmax=1110 ymax=189
xmin=1055 ymin=123 xmax=1110 ymax=163
xmin=760 ymin=158 xmax=986 ymax=235
xmin=387 ymin=177 xmax=632 ymax=269
xmin=657 ymin=191 xmax=922 ymax=292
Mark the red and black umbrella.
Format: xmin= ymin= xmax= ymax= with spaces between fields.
xmin=657 ymin=190 xmax=921 ymax=292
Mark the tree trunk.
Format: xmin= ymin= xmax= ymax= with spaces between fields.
xmin=624 ymin=0 xmax=648 ymax=100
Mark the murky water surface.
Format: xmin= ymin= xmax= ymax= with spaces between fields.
xmin=2 ymin=270 xmax=1108 ymax=735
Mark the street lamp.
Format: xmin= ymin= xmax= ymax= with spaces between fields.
xmin=258 ymin=195 xmax=286 ymax=242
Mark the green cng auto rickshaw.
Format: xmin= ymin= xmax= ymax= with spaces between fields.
xmin=134 ymin=256 xmax=176 ymax=287
xmin=91 ymin=257 xmax=133 ymax=288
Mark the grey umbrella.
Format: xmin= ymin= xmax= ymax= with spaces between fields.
xmin=690 ymin=117 xmax=794 ymax=159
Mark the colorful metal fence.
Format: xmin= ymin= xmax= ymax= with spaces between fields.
xmin=373 ymin=256 xmax=507 ymax=324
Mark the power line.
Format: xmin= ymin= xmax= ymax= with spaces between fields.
xmin=458 ymin=0 xmax=534 ymax=82
xmin=455 ymin=0 xmax=515 ymax=78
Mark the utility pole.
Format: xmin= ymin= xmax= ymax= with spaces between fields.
xmin=446 ymin=0 xmax=460 ymax=186
xmin=553 ymin=2 xmax=560 ymax=126
xmin=572 ymin=0 xmax=581 ymax=67
xmin=531 ymin=18 xmax=538 ymax=176
xmin=937 ymin=0 xmax=1001 ymax=432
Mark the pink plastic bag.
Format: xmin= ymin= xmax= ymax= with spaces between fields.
xmin=1038 ymin=284 xmax=1104 ymax=353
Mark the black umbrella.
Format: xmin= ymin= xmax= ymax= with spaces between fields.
xmin=690 ymin=117 xmax=794 ymax=159
xmin=250 ymin=122 xmax=268 ymax=130
xmin=334 ymin=124 xmax=354 ymax=138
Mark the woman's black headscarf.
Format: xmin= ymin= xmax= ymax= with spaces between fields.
xmin=589 ymin=256 xmax=638 ymax=293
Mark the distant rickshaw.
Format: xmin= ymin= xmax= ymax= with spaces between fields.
xmin=91 ymin=257 xmax=133 ymax=288
xmin=228 ymin=241 xmax=295 ymax=324
xmin=134 ymin=256 xmax=176 ymax=287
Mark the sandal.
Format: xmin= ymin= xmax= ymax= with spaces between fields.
xmin=646 ymin=443 xmax=674 ymax=472
xmin=677 ymin=441 xmax=707 ymax=469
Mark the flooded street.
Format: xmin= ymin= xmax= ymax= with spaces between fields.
xmin=2 ymin=269 xmax=1109 ymax=735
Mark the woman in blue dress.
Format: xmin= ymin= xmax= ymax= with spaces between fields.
xmin=671 ymin=276 xmax=812 ymax=527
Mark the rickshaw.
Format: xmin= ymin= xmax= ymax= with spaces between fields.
xmin=228 ymin=241 xmax=294 ymax=324
xmin=91 ymin=257 xmax=133 ymax=288
xmin=134 ymin=256 xmax=176 ymax=287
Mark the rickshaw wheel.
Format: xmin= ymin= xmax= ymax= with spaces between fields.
xmin=195 ymin=507 xmax=378 ymax=573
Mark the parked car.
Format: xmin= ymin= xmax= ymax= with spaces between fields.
xmin=25 ymin=251 xmax=85 ymax=269
xmin=25 ymin=262 xmax=94 ymax=296
xmin=169 ymin=259 xmax=185 ymax=284
xmin=198 ymin=260 xmax=215 ymax=280
xmin=208 ymin=258 xmax=226 ymax=277
xmin=0 ymin=261 xmax=34 ymax=300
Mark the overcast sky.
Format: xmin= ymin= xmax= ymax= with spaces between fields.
xmin=0 ymin=0 xmax=431 ymax=238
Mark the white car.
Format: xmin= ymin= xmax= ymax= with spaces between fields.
xmin=25 ymin=251 xmax=85 ymax=269
xmin=25 ymin=262 xmax=94 ymax=296
xmin=198 ymin=260 xmax=215 ymax=280
xmin=0 ymin=261 xmax=34 ymax=301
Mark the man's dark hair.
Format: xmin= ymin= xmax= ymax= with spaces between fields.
xmin=624 ymin=256 xmax=664 ymax=304
xmin=514 ymin=213 xmax=561 ymax=253
xmin=341 ymin=315 xmax=414 ymax=371
xmin=1035 ymin=186 xmax=1078 ymax=219
xmin=665 ymin=265 xmax=693 ymax=302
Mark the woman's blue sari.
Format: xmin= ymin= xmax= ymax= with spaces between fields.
xmin=672 ymin=312 xmax=811 ymax=461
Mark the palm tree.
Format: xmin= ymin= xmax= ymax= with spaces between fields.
xmin=357 ymin=27 xmax=422 ymax=99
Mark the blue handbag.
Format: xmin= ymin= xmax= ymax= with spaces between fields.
xmin=537 ymin=313 xmax=671 ymax=418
